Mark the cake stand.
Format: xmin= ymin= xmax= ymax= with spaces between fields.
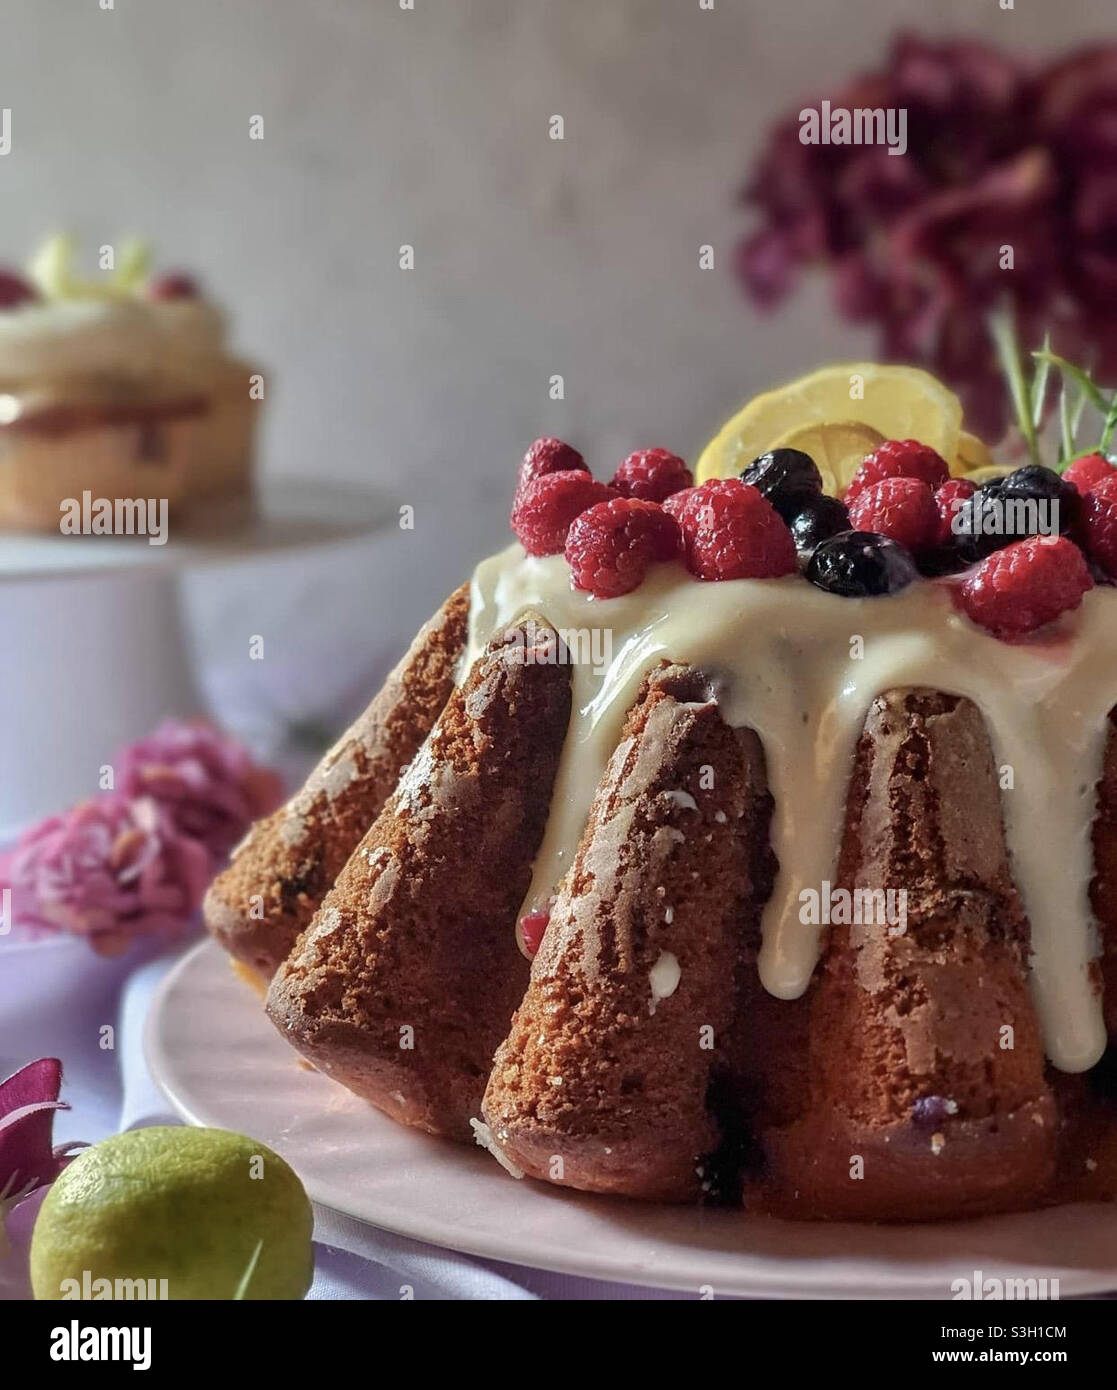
xmin=0 ymin=479 xmax=394 ymax=836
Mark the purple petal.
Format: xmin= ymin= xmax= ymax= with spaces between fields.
xmin=0 ymin=1099 xmax=70 ymax=1194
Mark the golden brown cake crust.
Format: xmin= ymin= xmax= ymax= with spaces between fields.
xmin=482 ymin=664 xmax=774 ymax=1202
xmin=265 ymin=614 xmax=572 ymax=1139
xmin=746 ymin=689 xmax=1056 ymax=1221
xmin=204 ymin=583 xmax=469 ymax=978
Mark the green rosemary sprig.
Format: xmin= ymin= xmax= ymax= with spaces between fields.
xmin=989 ymin=309 xmax=1117 ymax=471
xmin=990 ymin=310 xmax=1041 ymax=468
xmin=1032 ymin=350 xmax=1117 ymax=471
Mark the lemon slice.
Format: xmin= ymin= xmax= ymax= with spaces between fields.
xmin=963 ymin=463 xmax=1012 ymax=488
xmin=768 ymin=420 xmax=885 ymax=495
xmin=696 ymin=363 xmax=964 ymax=487
xmin=951 ymin=430 xmax=994 ymax=477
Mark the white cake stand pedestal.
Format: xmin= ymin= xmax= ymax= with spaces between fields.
xmin=0 ymin=480 xmax=393 ymax=837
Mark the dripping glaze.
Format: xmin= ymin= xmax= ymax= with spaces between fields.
xmin=464 ymin=542 xmax=1117 ymax=1074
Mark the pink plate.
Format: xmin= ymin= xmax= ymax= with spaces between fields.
xmin=146 ymin=939 xmax=1117 ymax=1299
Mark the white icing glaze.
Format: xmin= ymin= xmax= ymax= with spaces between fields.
xmin=469 ymin=1118 xmax=525 ymax=1178
xmin=0 ymin=296 xmax=227 ymax=384
xmin=466 ymin=543 xmax=1117 ymax=1074
xmin=649 ymin=950 xmax=681 ymax=1012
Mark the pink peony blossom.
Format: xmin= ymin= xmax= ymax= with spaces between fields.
xmin=0 ymin=794 xmax=212 ymax=956
xmin=115 ymin=718 xmax=283 ymax=861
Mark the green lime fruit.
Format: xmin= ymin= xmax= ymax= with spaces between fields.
xmin=30 ymin=1126 xmax=313 ymax=1301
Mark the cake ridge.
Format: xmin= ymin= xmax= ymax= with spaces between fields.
xmin=202 ymin=542 xmax=1117 ymax=1219
xmin=469 ymin=543 xmax=1117 ymax=1074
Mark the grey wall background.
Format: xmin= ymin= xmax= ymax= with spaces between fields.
xmin=2 ymin=0 xmax=1113 ymax=752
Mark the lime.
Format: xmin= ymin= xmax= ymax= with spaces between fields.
xmin=695 ymin=362 xmax=964 ymax=486
xmin=30 ymin=1126 xmax=313 ymax=1301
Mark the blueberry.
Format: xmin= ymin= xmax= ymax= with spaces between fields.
xmin=917 ymin=543 xmax=969 ymax=578
xmin=788 ymin=494 xmax=850 ymax=562
xmin=955 ymin=465 xmax=1081 ymax=562
xmin=911 ymin=1095 xmax=954 ymax=1129
xmin=805 ymin=530 xmax=918 ymax=597
xmin=740 ymin=448 xmax=822 ymax=522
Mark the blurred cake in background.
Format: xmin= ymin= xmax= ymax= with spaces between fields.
xmin=0 ymin=234 xmax=262 ymax=532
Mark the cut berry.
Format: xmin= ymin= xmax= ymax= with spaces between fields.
xmin=147 ymin=272 xmax=200 ymax=301
xmin=847 ymin=476 xmax=939 ymax=552
xmin=787 ymin=494 xmax=850 ymax=562
xmin=511 ymin=470 xmax=616 ymax=556
xmin=610 ymin=448 xmax=692 ymax=503
xmin=958 ymin=535 xmax=1093 ymax=637
xmin=513 ymin=436 xmax=588 ymax=511
xmin=1063 ymin=451 xmax=1116 ymax=495
xmin=0 ymin=271 xmax=38 ymax=309
xmin=806 ymin=531 xmax=919 ymax=597
xmin=844 ymin=439 xmax=950 ymax=501
xmin=955 ymin=465 xmax=1081 ymax=562
xmin=931 ymin=477 xmax=976 ymax=547
xmin=739 ymin=448 xmax=822 ymax=522
xmin=520 ymin=908 xmax=551 ymax=958
xmin=1083 ymin=473 xmax=1117 ymax=579
xmin=666 ymin=478 xmax=797 ymax=582
xmin=565 ymin=497 xmax=680 ymax=598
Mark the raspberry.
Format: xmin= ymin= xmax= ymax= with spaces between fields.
xmin=845 ymin=439 xmax=950 ymax=501
xmin=511 ymin=470 xmax=616 ymax=556
xmin=513 ymin=436 xmax=588 ymax=511
xmin=958 ymin=535 xmax=1093 ymax=637
xmin=1063 ymin=451 xmax=1116 ymax=496
xmin=610 ymin=448 xmax=692 ymax=502
xmin=847 ymin=476 xmax=939 ymax=551
xmin=1083 ymin=473 xmax=1117 ymax=578
xmin=519 ymin=908 xmax=551 ymax=958
xmin=565 ymin=497 xmax=681 ymax=598
xmin=667 ymin=478 xmax=797 ymax=582
xmin=148 ymin=273 xmax=200 ymax=302
xmin=662 ymin=483 xmax=707 ymax=531
xmin=930 ymin=477 xmax=976 ymax=547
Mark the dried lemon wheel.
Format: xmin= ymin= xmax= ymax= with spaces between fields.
xmin=696 ymin=362 xmax=963 ymax=488
xmin=952 ymin=430 xmax=994 ymax=477
xmin=767 ymin=420 xmax=885 ymax=496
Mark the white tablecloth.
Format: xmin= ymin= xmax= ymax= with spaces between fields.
xmin=0 ymin=933 xmax=684 ymax=1300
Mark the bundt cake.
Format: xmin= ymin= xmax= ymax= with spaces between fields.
xmin=205 ymin=414 xmax=1117 ymax=1223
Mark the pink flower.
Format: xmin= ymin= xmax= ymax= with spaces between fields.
xmin=115 ymin=718 xmax=283 ymax=861
xmin=735 ymin=36 xmax=1117 ymax=440
xmin=0 ymin=794 xmax=212 ymax=956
